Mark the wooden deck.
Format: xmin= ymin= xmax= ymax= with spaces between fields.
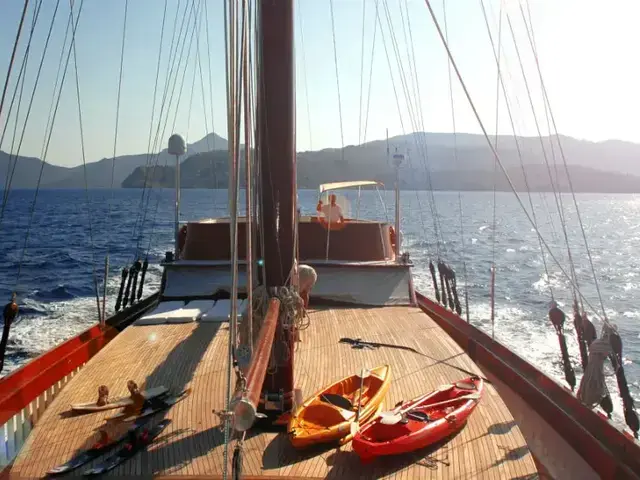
xmin=8 ymin=306 xmax=538 ymax=479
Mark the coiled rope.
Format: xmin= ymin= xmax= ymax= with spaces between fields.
xmin=577 ymin=324 xmax=614 ymax=408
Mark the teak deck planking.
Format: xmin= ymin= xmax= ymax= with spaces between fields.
xmin=8 ymin=306 xmax=538 ymax=479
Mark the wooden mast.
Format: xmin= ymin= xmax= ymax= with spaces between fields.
xmin=258 ymin=0 xmax=296 ymax=411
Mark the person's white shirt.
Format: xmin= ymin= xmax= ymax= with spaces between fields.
xmin=321 ymin=203 xmax=343 ymax=222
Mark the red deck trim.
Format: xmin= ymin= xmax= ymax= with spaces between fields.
xmin=0 ymin=294 xmax=157 ymax=426
xmin=0 ymin=324 xmax=117 ymax=426
xmin=416 ymin=292 xmax=640 ymax=479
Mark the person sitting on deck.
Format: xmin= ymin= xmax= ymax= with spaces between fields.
xmin=298 ymin=264 xmax=317 ymax=309
xmin=317 ymin=194 xmax=344 ymax=223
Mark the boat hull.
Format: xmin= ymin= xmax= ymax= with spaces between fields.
xmin=416 ymin=292 xmax=640 ymax=479
xmin=287 ymin=364 xmax=391 ymax=448
xmin=352 ymin=377 xmax=483 ymax=462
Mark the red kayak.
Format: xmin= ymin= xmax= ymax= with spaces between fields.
xmin=352 ymin=376 xmax=483 ymax=463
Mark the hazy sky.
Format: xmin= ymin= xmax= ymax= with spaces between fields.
xmin=0 ymin=0 xmax=638 ymax=167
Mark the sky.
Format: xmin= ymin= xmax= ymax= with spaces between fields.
xmin=1 ymin=0 xmax=639 ymax=167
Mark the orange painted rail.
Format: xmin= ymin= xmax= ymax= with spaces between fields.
xmin=231 ymin=297 xmax=280 ymax=431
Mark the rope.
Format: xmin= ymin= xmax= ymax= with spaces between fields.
xmin=519 ymin=2 xmax=606 ymax=319
xmin=479 ymin=0 xmax=553 ymax=302
xmin=505 ymin=13 xmax=576 ymax=303
xmin=357 ymin=0 xmax=366 ymax=145
xmin=375 ymin=0 xmax=444 ymax=257
xmin=70 ymin=0 xmax=101 ymax=322
xmin=130 ymin=0 xmax=168 ymax=258
xmin=489 ymin=0 xmax=502 ymax=337
xmin=222 ymin=0 xmax=237 ymax=476
xmin=1 ymin=0 xmax=42 ymax=214
xmin=204 ymin=0 xmax=217 ymax=150
xmin=0 ymin=0 xmax=29 ymax=123
xmin=0 ymin=0 xmax=60 ymax=228
xmin=16 ymin=0 xmax=79 ymax=290
xmin=362 ymin=0 xmax=378 ymax=143
xmin=296 ymin=2 xmax=313 ymax=150
xmin=328 ymin=0 xmax=345 ymax=163
xmin=424 ymin=0 xmax=604 ymax=321
xmin=442 ymin=0 xmax=469 ymax=322
xmin=105 ymin=0 xmax=129 ymax=271
xmin=0 ymin=0 xmax=42 ymax=152
xmin=577 ymin=324 xmax=614 ymax=407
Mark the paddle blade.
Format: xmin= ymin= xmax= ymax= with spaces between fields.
xmin=379 ymin=412 xmax=403 ymax=425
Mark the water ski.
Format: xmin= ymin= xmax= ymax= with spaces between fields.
xmin=106 ymin=388 xmax=191 ymax=423
xmin=83 ymin=419 xmax=171 ymax=476
xmin=71 ymin=382 xmax=168 ymax=413
xmin=46 ymin=416 xmax=154 ymax=475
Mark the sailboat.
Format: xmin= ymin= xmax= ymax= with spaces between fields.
xmin=0 ymin=0 xmax=639 ymax=478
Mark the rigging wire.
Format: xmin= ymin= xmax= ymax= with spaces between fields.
xmin=0 ymin=0 xmax=61 ymax=228
xmin=137 ymin=0 xmax=193 ymax=247
xmin=104 ymin=0 xmax=129 ymax=272
xmin=142 ymin=0 xmax=201 ymax=256
xmin=222 ymin=2 xmax=234 ymax=476
xmin=69 ymin=0 xmax=101 ymax=321
xmin=376 ymin=0 xmax=444 ymax=257
xmin=297 ymin=1 xmax=313 ymax=150
xmin=357 ymin=0 xmax=367 ymax=145
xmin=2 ymin=1 xmax=43 ymax=201
xmin=422 ymin=0 xmax=605 ymax=322
xmin=442 ymin=0 xmax=470 ymax=321
xmin=519 ymin=2 xmax=606 ymax=318
xmin=361 ymin=0 xmax=378 ymax=144
xmin=0 ymin=0 xmax=30 ymax=124
xmin=381 ymin=0 xmax=443 ymax=249
xmin=0 ymin=0 xmax=43 ymax=152
xmin=478 ymin=0 xmax=553 ymax=301
xmin=131 ymin=0 xmax=168 ymax=258
xmin=328 ymin=0 xmax=346 ymax=162
xmin=398 ymin=0 xmax=440 ymax=265
xmin=15 ymin=0 xmax=83 ymax=290
xmin=489 ymin=0 xmax=503 ymax=338
xmin=204 ymin=1 xmax=217 ymax=150
xmin=505 ymin=13 xmax=578 ymax=304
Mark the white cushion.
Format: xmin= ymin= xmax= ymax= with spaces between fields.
xmin=165 ymin=300 xmax=217 ymax=324
xmin=135 ymin=301 xmax=185 ymax=325
xmin=200 ymin=299 xmax=245 ymax=323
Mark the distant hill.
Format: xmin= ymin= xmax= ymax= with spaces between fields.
xmin=0 ymin=151 xmax=71 ymax=189
xmin=3 ymin=131 xmax=640 ymax=192
xmin=0 ymin=132 xmax=227 ymax=189
xmin=122 ymin=148 xmax=640 ymax=193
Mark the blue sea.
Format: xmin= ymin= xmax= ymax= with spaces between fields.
xmin=0 ymin=188 xmax=638 ymax=431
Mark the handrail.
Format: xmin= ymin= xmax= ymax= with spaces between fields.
xmin=230 ymin=298 xmax=280 ymax=431
xmin=416 ymin=291 xmax=640 ymax=479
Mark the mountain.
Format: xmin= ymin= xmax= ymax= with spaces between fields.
xmin=0 ymin=151 xmax=72 ymax=189
xmin=122 ymin=148 xmax=640 ymax=193
xmin=0 ymin=133 xmax=228 ymax=190
xmin=4 ymin=131 xmax=640 ymax=191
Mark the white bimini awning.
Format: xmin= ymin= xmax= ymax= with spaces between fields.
xmin=319 ymin=180 xmax=383 ymax=193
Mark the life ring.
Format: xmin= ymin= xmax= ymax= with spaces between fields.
xmin=317 ymin=215 xmax=347 ymax=231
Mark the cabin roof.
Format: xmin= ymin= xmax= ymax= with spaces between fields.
xmin=319 ymin=180 xmax=383 ymax=193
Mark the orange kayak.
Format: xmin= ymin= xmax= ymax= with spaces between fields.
xmin=352 ymin=376 xmax=483 ymax=462
xmin=288 ymin=365 xmax=391 ymax=448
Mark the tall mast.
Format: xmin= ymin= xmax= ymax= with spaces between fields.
xmin=258 ymin=0 xmax=296 ymax=409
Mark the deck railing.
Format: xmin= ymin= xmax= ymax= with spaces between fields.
xmin=0 ymin=293 xmax=157 ymax=469
xmin=0 ymin=366 xmax=82 ymax=466
xmin=416 ymin=291 xmax=640 ymax=479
